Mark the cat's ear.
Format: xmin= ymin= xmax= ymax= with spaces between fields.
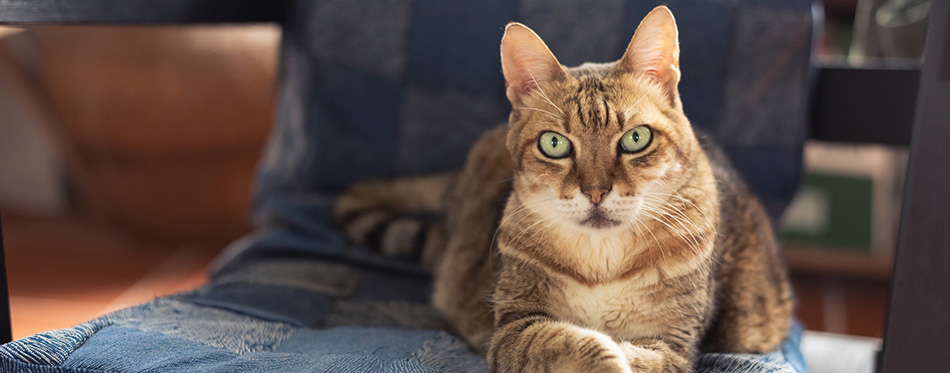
xmin=501 ymin=23 xmax=567 ymax=106
xmin=619 ymin=6 xmax=681 ymax=101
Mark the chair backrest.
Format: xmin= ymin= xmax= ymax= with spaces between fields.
xmin=252 ymin=0 xmax=815 ymax=226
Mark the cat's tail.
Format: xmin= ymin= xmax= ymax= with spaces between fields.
xmin=332 ymin=172 xmax=458 ymax=269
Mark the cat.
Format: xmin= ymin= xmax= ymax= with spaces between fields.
xmin=334 ymin=6 xmax=793 ymax=372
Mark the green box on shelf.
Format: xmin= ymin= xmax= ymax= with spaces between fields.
xmin=781 ymin=172 xmax=873 ymax=253
xmin=779 ymin=142 xmax=906 ymax=258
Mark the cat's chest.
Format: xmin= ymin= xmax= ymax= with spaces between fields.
xmin=550 ymin=274 xmax=671 ymax=340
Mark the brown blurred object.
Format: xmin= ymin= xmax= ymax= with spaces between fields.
xmin=29 ymin=26 xmax=279 ymax=244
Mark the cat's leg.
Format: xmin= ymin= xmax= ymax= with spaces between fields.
xmin=488 ymin=314 xmax=632 ymax=373
xmin=488 ymin=315 xmax=704 ymax=373
xmin=333 ymin=171 xmax=457 ymax=267
xmin=488 ymin=256 xmax=705 ymax=372
xmin=488 ymin=258 xmax=635 ymax=372
xmin=432 ymin=232 xmax=499 ymax=350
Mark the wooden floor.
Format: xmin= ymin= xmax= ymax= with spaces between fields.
xmin=0 ymin=211 xmax=890 ymax=340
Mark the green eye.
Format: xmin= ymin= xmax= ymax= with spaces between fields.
xmin=538 ymin=132 xmax=573 ymax=159
xmin=619 ymin=126 xmax=653 ymax=153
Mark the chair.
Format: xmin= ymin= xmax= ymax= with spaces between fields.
xmin=0 ymin=0 xmax=943 ymax=371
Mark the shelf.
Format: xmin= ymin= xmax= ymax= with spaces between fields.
xmin=783 ymin=244 xmax=893 ymax=281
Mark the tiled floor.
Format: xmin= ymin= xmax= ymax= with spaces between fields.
xmin=0 ymin=211 xmax=890 ymax=340
xmin=2 ymin=212 xmax=222 ymax=339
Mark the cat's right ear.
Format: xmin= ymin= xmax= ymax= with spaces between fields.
xmin=500 ymin=23 xmax=566 ymax=107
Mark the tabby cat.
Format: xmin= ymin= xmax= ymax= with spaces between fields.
xmin=334 ymin=6 xmax=793 ymax=372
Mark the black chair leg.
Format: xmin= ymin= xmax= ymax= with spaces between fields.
xmin=0 ymin=212 xmax=12 ymax=343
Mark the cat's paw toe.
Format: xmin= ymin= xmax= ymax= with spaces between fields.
xmin=558 ymin=328 xmax=632 ymax=373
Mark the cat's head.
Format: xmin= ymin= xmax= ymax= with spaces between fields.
xmin=501 ymin=6 xmax=714 ymax=235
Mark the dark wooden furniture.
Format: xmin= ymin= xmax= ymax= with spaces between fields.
xmin=879 ymin=1 xmax=950 ymax=371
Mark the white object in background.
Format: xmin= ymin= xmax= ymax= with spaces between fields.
xmin=0 ymin=28 xmax=66 ymax=213
xmin=801 ymin=330 xmax=881 ymax=373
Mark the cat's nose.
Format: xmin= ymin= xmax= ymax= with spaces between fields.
xmin=583 ymin=188 xmax=611 ymax=205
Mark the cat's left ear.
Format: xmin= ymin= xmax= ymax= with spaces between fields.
xmin=619 ymin=6 xmax=681 ymax=102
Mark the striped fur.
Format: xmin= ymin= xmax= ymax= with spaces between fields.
xmin=333 ymin=6 xmax=792 ymax=372
xmin=335 ymin=172 xmax=457 ymax=269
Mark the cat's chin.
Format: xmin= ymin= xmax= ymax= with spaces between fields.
xmin=579 ymin=209 xmax=622 ymax=229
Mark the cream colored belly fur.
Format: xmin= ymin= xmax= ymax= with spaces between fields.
xmin=538 ymin=229 xmax=711 ymax=341
xmin=549 ymin=276 xmax=666 ymax=341
xmin=503 ymin=224 xmax=712 ymax=342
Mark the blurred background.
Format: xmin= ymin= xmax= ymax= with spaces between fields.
xmin=0 ymin=0 xmax=929 ymax=364
xmin=0 ymin=24 xmax=280 ymax=337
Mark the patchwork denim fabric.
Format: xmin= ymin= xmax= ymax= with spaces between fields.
xmin=0 ymin=257 xmax=806 ymax=372
xmin=0 ymin=0 xmax=813 ymax=371
xmin=256 ymin=0 xmax=813 ymax=225
xmin=0 ymin=302 xmax=483 ymax=372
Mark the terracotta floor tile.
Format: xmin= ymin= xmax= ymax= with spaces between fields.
xmin=9 ymin=296 xmax=112 ymax=339
xmin=100 ymin=247 xmax=214 ymax=313
xmin=2 ymin=212 xmax=223 ymax=339
xmin=6 ymin=244 xmax=171 ymax=303
xmin=2 ymin=213 xmax=171 ymax=255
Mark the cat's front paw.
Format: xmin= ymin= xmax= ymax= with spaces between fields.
xmin=491 ymin=321 xmax=632 ymax=373
xmin=552 ymin=327 xmax=632 ymax=373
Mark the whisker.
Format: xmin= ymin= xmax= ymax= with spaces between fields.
xmin=489 ymin=197 xmax=556 ymax=272
xmin=623 ymin=95 xmax=644 ymax=120
xmin=641 ymin=195 xmax=706 ymax=253
xmin=513 ymin=106 xmax=559 ymax=120
xmin=628 ymin=214 xmax=646 ymax=238
xmin=626 ymin=214 xmax=666 ymax=262
xmin=640 ymin=204 xmax=704 ymax=258
xmin=641 ymin=194 xmax=706 ymax=237
xmin=508 ymin=210 xmax=556 ymax=247
xmin=649 ymin=191 xmax=710 ymax=220
xmin=528 ymin=70 xmax=566 ymax=116
xmin=495 ymin=176 xmax=515 ymax=185
xmin=529 ymin=217 xmax=562 ymax=249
